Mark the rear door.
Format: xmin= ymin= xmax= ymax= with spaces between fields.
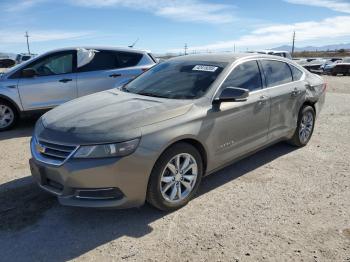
xmin=209 ymin=60 xmax=270 ymax=166
xmin=76 ymin=50 xmax=145 ymax=97
xmin=259 ymin=59 xmax=306 ymax=141
xmin=17 ymin=51 xmax=77 ymax=110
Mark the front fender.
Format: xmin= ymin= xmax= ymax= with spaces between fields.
xmin=0 ymin=79 xmax=23 ymax=112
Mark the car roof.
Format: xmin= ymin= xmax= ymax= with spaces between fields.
xmin=168 ymin=53 xmax=292 ymax=64
xmin=43 ymin=46 xmax=150 ymax=54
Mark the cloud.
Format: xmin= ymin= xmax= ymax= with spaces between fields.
xmin=284 ymin=0 xmax=350 ymax=13
xmin=170 ymin=16 xmax=350 ymax=52
xmin=0 ymin=30 xmax=93 ymax=44
xmin=3 ymin=0 xmax=46 ymax=12
xmin=71 ymin=0 xmax=236 ymax=24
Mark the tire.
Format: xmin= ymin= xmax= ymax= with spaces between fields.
xmin=146 ymin=142 xmax=203 ymax=211
xmin=288 ymin=105 xmax=315 ymax=147
xmin=0 ymin=99 xmax=18 ymax=131
xmin=331 ymin=71 xmax=337 ymax=76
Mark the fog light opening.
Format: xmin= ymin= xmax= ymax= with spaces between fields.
xmin=75 ymin=188 xmax=124 ymax=200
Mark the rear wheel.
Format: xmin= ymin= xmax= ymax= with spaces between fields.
xmin=147 ymin=143 xmax=203 ymax=211
xmin=0 ymin=100 xmax=18 ymax=131
xmin=288 ymin=105 xmax=315 ymax=147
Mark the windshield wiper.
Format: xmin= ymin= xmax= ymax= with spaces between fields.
xmin=136 ymin=92 xmax=168 ymax=98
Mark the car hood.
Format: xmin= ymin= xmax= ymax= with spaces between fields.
xmin=38 ymin=89 xmax=194 ymax=144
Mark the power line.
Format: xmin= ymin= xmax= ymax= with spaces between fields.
xmin=25 ymin=31 xmax=31 ymax=54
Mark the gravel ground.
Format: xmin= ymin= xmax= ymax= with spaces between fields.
xmin=0 ymin=76 xmax=349 ymax=262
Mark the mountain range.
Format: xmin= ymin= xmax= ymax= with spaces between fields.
xmin=272 ymin=43 xmax=350 ymax=52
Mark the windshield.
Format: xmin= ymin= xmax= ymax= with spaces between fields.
xmin=123 ymin=60 xmax=227 ymax=99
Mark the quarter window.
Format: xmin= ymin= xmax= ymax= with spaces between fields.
xmin=289 ymin=64 xmax=303 ymax=81
xmin=223 ymin=60 xmax=262 ymax=92
xmin=261 ymin=60 xmax=293 ymax=87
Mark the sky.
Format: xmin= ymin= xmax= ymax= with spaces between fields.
xmin=1 ymin=0 xmax=350 ymax=55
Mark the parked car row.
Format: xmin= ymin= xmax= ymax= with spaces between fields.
xmin=0 ymin=53 xmax=36 ymax=69
xmin=27 ymin=52 xmax=326 ymax=211
xmin=0 ymin=46 xmax=156 ymax=130
xmin=295 ymin=57 xmax=350 ymax=75
xmin=322 ymin=57 xmax=350 ymax=75
xmin=248 ymin=50 xmax=293 ymax=60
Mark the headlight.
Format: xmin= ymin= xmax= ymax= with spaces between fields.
xmin=73 ymin=139 xmax=140 ymax=158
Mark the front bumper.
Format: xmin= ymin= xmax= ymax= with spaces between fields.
xmin=29 ymin=140 xmax=157 ymax=208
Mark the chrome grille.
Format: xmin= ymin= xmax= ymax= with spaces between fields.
xmin=31 ymin=137 xmax=78 ymax=166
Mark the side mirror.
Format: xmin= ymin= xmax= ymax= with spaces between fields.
xmin=22 ymin=68 xmax=37 ymax=78
xmin=213 ymin=87 xmax=249 ymax=104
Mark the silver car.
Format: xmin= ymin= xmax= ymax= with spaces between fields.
xmin=30 ymin=53 xmax=326 ymax=211
xmin=0 ymin=47 xmax=156 ymax=131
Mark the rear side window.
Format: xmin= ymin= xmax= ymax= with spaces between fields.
xmin=289 ymin=64 xmax=303 ymax=81
xmin=78 ymin=51 xmax=118 ymax=72
xmin=261 ymin=60 xmax=292 ymax=87
xmin=223 ymin=60 xmax=262 ymax=92
xmin=78 ymin=51 xmax=143 ymax=72
xmin=117 ymin=52 xmax=143 ymax=67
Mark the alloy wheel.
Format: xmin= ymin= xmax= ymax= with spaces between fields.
xmin=160 ymin=153 xmax=198 ymax=203
xmin=0 ymin=104 xmax=14 ymax=129
xmin=299 ymin=111 xmax=314 ymax=144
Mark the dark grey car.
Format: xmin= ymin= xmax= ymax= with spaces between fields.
xmin=30 ymin=53 xmax=326 ymax=211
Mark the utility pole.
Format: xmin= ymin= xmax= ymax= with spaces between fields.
xmin=184 ymin=43 xmax=188 ymax=55
xmin=291 ymin=31 xmax=296 ymax=57
xmin=25 ymin=31 xmax=31 ymax=54
xmin=234 ymin=44 xmax=236 ymax=53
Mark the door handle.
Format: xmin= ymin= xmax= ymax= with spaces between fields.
xmin=59 ymin=78 xmax=73 ymax=83
xmin=109 ymin=73 xmax=121 ymax=78
xmin=291 ymin=89 xmax=301 ymax=97
xmin=257 ymin=95 xmax=268 ymax=105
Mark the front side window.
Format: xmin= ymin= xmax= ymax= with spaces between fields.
xmin=261 ymin=60 xmax=292 ymax=87
xmin=27 ymin=53 xmax=73 ymax=76
xmin=124 ymin=61 xmax=227 ymax=99
xmin=222 ymin=60 xmax=262 ymax=92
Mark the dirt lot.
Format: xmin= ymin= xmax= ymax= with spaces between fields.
xmin=0 ymin=76 xmax=349 ymax=262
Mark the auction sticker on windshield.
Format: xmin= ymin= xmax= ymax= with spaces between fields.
xmin=192 ymin=65 xmax=218 ymax=72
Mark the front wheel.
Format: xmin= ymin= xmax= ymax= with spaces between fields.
xmin=288 ymin=105 xmax=315 ymax=147
xmin=0 ymin=100 xmax=18 ymax=131
xmin=147 ymin=143 xmax=203 ymax=211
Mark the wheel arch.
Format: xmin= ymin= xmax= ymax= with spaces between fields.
xmin=0 ymin=94 xmax=21 ymax=115
xmin=301 ymin=100 xmax=316 ymax=115
xmin=157 ymin=137 xmax=208 ymax=175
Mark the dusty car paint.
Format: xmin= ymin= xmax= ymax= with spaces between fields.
xmin=30 ymin=53 xmax=325 ymax=208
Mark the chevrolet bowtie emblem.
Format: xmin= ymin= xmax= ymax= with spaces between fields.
xmin=36 ymin=143 xmax=46 ymax=154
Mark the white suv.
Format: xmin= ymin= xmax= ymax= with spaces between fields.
xmin=0 ymin=47 xmax=156 ymax=131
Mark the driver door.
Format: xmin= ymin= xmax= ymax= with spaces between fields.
xmin=17 ymin=51 xmax=77 ymax=110
xmin=208 ymin=60 xmax=270 ymax=169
